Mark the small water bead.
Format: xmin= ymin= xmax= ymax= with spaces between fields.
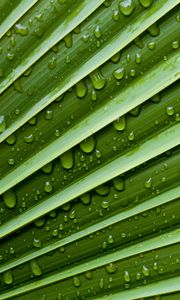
xmin=14 ymin=78 xmax=23 ymax=93
xmin=151 ymin=94 xmax=161 ymax=103
xmin=136 ymin=272 xmax=141 ymax=280
xmin=135 ymin=53 xmax=142 ymax=64
xmin=55 ymin=129 xmax=60 ymax=137
xmin=80 ymin=136 xmax=96 ymax=153
xmin=139 ymin=0 xmax=153 ymax=8
xmin=112 ymin=9 xmax=119 ymax=21
xmin=119 ymin=0 xmax=136 ymax=16
xmin=99 ymin=277 xmax=104 ymax=289
xmin=44 ymin=181 xmax=53 ymax=193
xmin=3 ymin=189 xmax=16 ymax=208
xmin=80 ymin=193 xmax=91 ymax=205
xmin=3 ymin=270 xmax=13 ymax=284
xmin=30 ymin=260 xmax=42 ymax=276
xmin=148 ymin=41 xmax=156 ymax=50
xmin=175 ymin=113 xmax=180 ymax=122
xmin=34 ymin=218 xmax=46 ymax=227
xmin=113 ymin=67 xmax=125 ymax=80
xmin=134 ymin=36 xmax=144 ymax=49
xmin=172 ymin=40 xmax=179 ymax=49
xmin=145 ymin=177 xmax=152 ymax=188
xmin=24 ymin=133 xmax=34 ymax=143
xmin=33 ymin=238 xmax=42 ymax=248
xmin=0 ymin=115 xmax=7 ymax=133
xmin=7 ymin=52 xmax=15 ymax=61
xmin=111 ymin=51 xmax=121 ymax=63
xmin=124 ymin=270 xmax=131 ymax=283
xmin=166 ymin=106 xmax=175 ymax=116
xmin=153 ymin=262 xmax=158 ymax=270
xmin=142 ymin=265 xmax=150 ymax=276
xmin=148 ymin=23 xmax=160 ymax=36
xmin=130 ymin=68 xmax=136 ymax=77
xmin=75 ymin=80 xmax=87 ymax=98
xmin=84 ymin=271 xmax=92 ymax=280
xmin=29 ymin=116 xmax=37 ymax=125
xmin=65 ymin=55 xmax=71 ymax=64
xmin=15 ymin=23 xmax=29 ymax=36
xmin=95 ymin=184 xmax=110 ymax=196
xmin=128 ymin=131 xmax=135 ymax=141
xmin=108 ymin=234 xmax=114 ymax=243
xmin=60 ymin=150 xmax=74 ymax=169
xmin=105 ymin=263 xmax=117 ymax=274
xmin=104 ymin=0 xmax=112 ymax=7
xmin=101 ymin=200 xmax=110 ymax=209
xmin=94 ymin=25 xmax=101 ymax=38
xmin=89 ymin=69 xmax=106 ymax=90
xmin=113 ymin=176 xmax=124 ymax=191
xmin=64 ymin=33 xmax=72 ymax=48
xmin=73 ymin=276 xmax=81 ymax=287
xmin=45 ymin=109 xmax=53 ymax=120
xmin=113 ymin=115 xmax=126 ymax=131
xmin=52 ymin=229 xmax=58 ymax=237
xmin=8 ymin=158 xmax=15 ymax=165
xmin=91 ymin=90 xmax=97 ymax=101
xmin=42 ymin=162 xmax=53 ymax=174
xmin=48 ymin=57 xmax=57 ymax=69
xmin=62 ymin=203 xmax=71 ymax=212
xmin=6 ymin=134 xmax=16 ymax=145
xmin=95 ymin=149 xmax=102 ymax=158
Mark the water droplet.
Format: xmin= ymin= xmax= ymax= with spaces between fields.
xmin=75 ymin=80 xmax=87 ymax=98
xmin=139 ymin=0 xmax=153 ymax=8
xmin=42 ymin=162 xmax=53 ymax=174
xmin=3 ymin=189 xmax=16 ymax=208
xmin=119 ymin=0 xmax=136 ymax=16
xmin=112 ymin=9 xmax=120 ymax=21
xmin=105 ymin=263 xmax=116 ymax=274
xmin=148 ymin=41 xmax=155 ymax=50
xmin=145 ymin=177 xmax=152 ymax=188
xmin=64 ymin=33 xmax=72 ymax=48
xmin=113 ymin=67 xmax=125 ymax=80
xmin=0 ymin=115 xmax=7 ymax=133
xmin=94 ymin=25 xmax=101 ymax=39
xmin=113 ymin=176 xmax=124 ymax=191
xmin=113 ymin=115 xmax=126 ymax=131
xmin=101 ymin=200 xmax=110 ymax=209
xmin=135 ymin=53 xmax=142 ymax=64
xmin=33 ymin=238 xmax=42 ymax=248
xmin=3 ymin=270 xmax=13 ymax=284
xmin=30 ymin=260 xmax=42 ymax=276
xmin=80 ymin=136 xmax=96 ymax=153
xmin=111 ymin=51 xmax=121 ymax=63
xmin=142 ymin=265 xmax=150 ymax=276
xmin=130 ymin=68 xmax=136 ymax=77
xmin=44 ymin=181 xmax=53 ymax=193
xmin=124 ymin=270 xmax=131 ymax=282
xmin=99 ymin=277 xmax=104 ymax=288
xmin=148 ymin=23 xmax=160 ymax=36
xmin=6 ymin=134 xmax=16 ymax=145
xmin=80 ymin=193 xmax=91 ymax=205
xmin=45 ymin=109 xmax=53 ymax=120
xmin=34 ymin=218 xmax=46 ymax=227
xmin=24 ymin=133 xmax=34 ymax=143
xmin=84 ymin=271 xmax=92 ymax=280
xmin=95 ymin=149 xmax=102 ymax=158
xmin=60 ymin=150 xmax=74 ymax=169
xmin=48 ymin=57 xmax=57 ymax=69
xmin=89 ymin=69 xmax=106 ymax=90
xmin=128 ymin=131 xmax=135 ymax=141
xmin=108 ymin=234 xmax=114 ymax=243
xmin=8 ymin=158 xmax=15 ymax=165
xmin=95 ymin=184 xmax=110 ymax=196
xmin=15 ymin=23 xmax=29 ymax=36
xmin=166 ymin=106 xmax=174 ymax=116
xmin=134 ymin=36 xmax=144 ymax=49
xmin=14 ymin=78 xmax=23 ymax=92
xmin=73 ymin=276 xmax=81 ymax=287
xmin=91 ymin=90 xmax=97 ymax=101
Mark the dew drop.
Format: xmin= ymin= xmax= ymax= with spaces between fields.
xmin=94 ymin=25 xmax=102 ymax=38
xmin=113 ymin=176 xmax=124 ymax=191
xmin=80 ymin=136 xmax=96 ymax=153
xmin=91 ymin=89 xmax=97 ymax=101
xmin=75 ymin=80 xmax=87 ymax=98
xmin=95 ymin=184 xmax=110 ymax=196
xmin=89 ymin=69 xmax=106 ymax=90
xmin=172 ymin=41 xmax=179 ymax=49
xmin=128 ymin=131 xmax=135 ymax=141
xmin=111 ymin=51 xmax=121 ymax=63
xmin=6 ymin=134 xmax=16 ymax=145
xmin=15 ymin=23 xmax=29 ymax=36
xmin=73 ymin=276 xmax=81 ymax=287
xmin=3 ymin=270 xmax=13 ymax=285
xmin=60 ymin=150 xmax=74 ymax=169
xmin=119 ymin=0 xmax=136 ymax=16
xmin=45 ymin=109 xmax=53 ymax=120
xmin=148 ymin=23 xmax=160 ymax=36
xmin=80 ymin=193 xmax=91 ymax=205
xmin=64 ymin=33 xmax=72 ymax=48
xmin=105 ymin=263 xmax=116 ymax=274
xmin=101 ymin=200 xmax=110 ymax=209
xmin=148 ymin=41 xmax=155 ymax=50
xmin=135 ymin=53 xmax=142 ymax=64
xmin=113 ymin=67 xmax=125 ymax=80
xmin=3 ymin=189 xmax=16 ymax=208
xmin=166 ymin=106 xmax=174 ymax=116
xmin=142 ymin=265 xmax=150 ymax=276
xmin=139 ymin=0 xmax=153 ymax=8
xmin=145 ymin=177 xmax=152 ymax=188
xmin=24 ymin=133 xmax=34 ymax=143
xmin=124 ymin=270 xmax=131 ymax=282
xmin=33 ymin=238 xmax=42 ymax=248
xmin=112 ymin=9 xmax=120 ymax=21
xmin=44 ymin=181 xmax=53 ymax=193
xmin=42 ymin=162 xmax=53 ymax=174
xmin=113 ymin=115 xmax=126 ymax=131
xmin=30 ymin=260 xmax=42 ymax=276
